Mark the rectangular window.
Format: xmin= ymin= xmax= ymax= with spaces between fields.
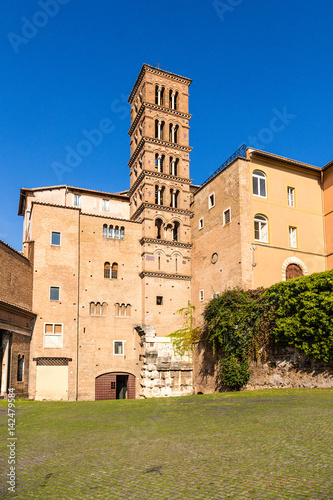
xmin=50 ymin=286 xmax=60 ymax=301
xmin=289 ymin=226 xmax=297 ymax=248
xmin=74 ymin=195 xmax=81 ymax=207
xmin=51 ymin=231 xmax=61 ymax=246
xmin=111 ymin=381 xmax=116 ymax=389
xmin=199 ymin=289 xmax=204 ymax=302
xmin=114 ymin=341 xmax=124 ymax=355
xmin=223 ymin=208 xmax=231 ymax=225
xmin=209 ymin=193 xmax=215 ymax=209
xmin=288 ymin=187 xmax=295 ymax=207
xmin=156 ymin=296 xmax=163 ymax=305
xmin=102 ymin=199 xmax=110 ymax=211
xmin=44 ymin=323 xmax=63 ymax=348
xmin=211 ymin=292 xmax=220 ymax=299
xmin=199 ymin=218 xmax=204 ymax=230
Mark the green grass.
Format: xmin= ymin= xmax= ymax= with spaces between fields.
xmin=1 ymin=389 xmax=333 ymax=499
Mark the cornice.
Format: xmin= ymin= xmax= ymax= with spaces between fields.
xmin=130 ymin=202 xmax=192 ymax=221
xmin=128 ymin=64 xmax=192 ymax=104
xmin=128 ymin=102 xmax=191 ymax=136
xmin=139 ymin=271 xmax=191 ymax=281
xmin=140 ymin=238 xmax=192 ymax=249
xmin=129 ymin=170 xmax=192 ymax=196
xmin=128 ymin=137 xmax=192 ymax=168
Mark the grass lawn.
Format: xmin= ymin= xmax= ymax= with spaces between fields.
xmin=0 ymin=388 xmax=332 ymax=499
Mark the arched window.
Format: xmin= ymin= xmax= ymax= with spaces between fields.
xmin=170 ymin=158 xmax=178 ymax=176
xmin=111 ymin=263 xmax=118 ymax=279
xmin=89 ymin=302 xmax=96 ymax=315
xmin=103 ymin=224 xmax=107 ymax=237
xmin=115 ymin=303 xmax=120 ymax=316
xmin=169 ymin=90 xmax=178 ymax=110
xmin=155 ymin=218 xmax=163 ymax=239
xmin=155 ymin=186 xmax=164 ymax=205
xmin=158 ymin=255 xmax=161 ymax=270
xmin=155 ymin=154 xmax=164 ymax=173
xmin=102 ymin=302 xmax=107 ymax=315
xmin=175 ymin=255 xmax=178 ymax=273
xmin=252 ymin=170 xmax=267 ymax=198
xmin=155 ymin=120 xmax=164 ymax=140
xmin=96 ymin=303 xmax=102 ymax=316
xmin=155 ymin=85 xmax=164 ymax=106
xmin=254 ymin=214 xmax=268 ymax=243
xmin=114 ymin=226 xmax=119 ymax=239
xmin=120 ymin=227 xmax=125 ymax=239
xmin=104 ymin=262 xmax=110 ymax=279
xmin=165 ymin=223 xmax=173 ymax=240
xmin=126 ymin=304 xmax=132 ymax=317
xmin=170 ymin=189 xmax=179 ymax=208
xmin=108 ymin=225 xmax=114 ymax=238
xmin=172 ymin=221 xmax=180 ymax=241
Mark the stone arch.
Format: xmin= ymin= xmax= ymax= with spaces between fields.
xmin=282 ymin=257 xmax=308 ymax=281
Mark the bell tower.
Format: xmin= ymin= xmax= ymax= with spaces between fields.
xmin=128 ymin=64 xmax=192 ymax=335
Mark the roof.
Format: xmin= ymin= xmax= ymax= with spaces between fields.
xmin=249 ymin=148 xmax=320 ymax=172
xmin=0 ymin=239 xmax=29 ymax=261
xmin=128 ymin=63 xmax=192 ymax=103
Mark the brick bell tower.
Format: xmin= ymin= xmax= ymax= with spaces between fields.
xmin=128 ymin=64 xmax=193 ymax=337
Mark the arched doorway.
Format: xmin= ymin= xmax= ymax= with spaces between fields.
xmin=95 ymin=372 xmax=136 ymax=400
xmin=286 ymin=263 xmax=303 ymax=280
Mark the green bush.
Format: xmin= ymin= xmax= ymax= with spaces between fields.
xmin=262 ymin=270 xmax=333 ymax=362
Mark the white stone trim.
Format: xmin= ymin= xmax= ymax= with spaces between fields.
xmin=282 ymin=257 xmax=308 ymax=281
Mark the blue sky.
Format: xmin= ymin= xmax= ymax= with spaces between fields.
xmin=1 ymin=0 xmax=333 ymax=250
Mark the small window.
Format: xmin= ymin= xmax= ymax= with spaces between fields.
xmin=74 ymin=194 xmax=81 ymax=207
xmin=114 ymin=341 xmax=124 ymax=355
xmin=223 ymin=208 xmax=231 ymax=225
xmin=199 ymin=218 xmax=204 ymax=230
xmin=288 ymin=187 xmax=295 ymax=207
xmin=252 ymin=171 xmax=267 ymax=198
xmin=289 ymin=226 xmax=297 ymax=248
xmin=102 ymin=199 xmax=110 ymax=211
xmin=51 ymin=232 xmax=61 ymax=246
xmin=156 ymin=296 xmax=163 ymax=305
xmin=199 ymin=290 xmax=204 ymax=302
xmin=254 ymin=214 xmax=268 ymax=243
xmin=50 ymin=286 xmax=60 ymax=301
xmin=111 ymin=381 xmax=116 ymax=389
xmin=17 ymin=355 xmax=24 ymax=382
xmin=211 ymin=292 xmax=220 ymax=299
xmin=111 ymin=263 xmax=118 ymax=279
xmin=44 ymin=323 xmax=63 ymax=348
xmin=103 ymin=224 xmax=108 ymax=237
xmin=209 ymin=193 xmax=215 ymax=209
xmin=104 ymin=262 xmax=110 ymax=279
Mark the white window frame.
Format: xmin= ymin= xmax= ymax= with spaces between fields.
xmin=289 ymin=226 xmax=297 ymax=248
xmin=51 ymin=231 xmax=61 ymax=246
xmin=211 ymin=292 xmax=220 ymax=299
xmin=199 ymin=218 xmax=204 ymax=230
xmin=49 ymin=286 xmax=60 ymax=301
xmin=252 ymin=170 xmax=267 ymax=198
xmin=102 ymin=199 xmax=110 ymax=211
xmin=44 ymin=323 xmax=63 ymax=348
xmin=223 ymin=208 xmax=231 ymax=226
xmin=113 ymin=340 xmax=125 ymax=355
xmin=199 ymin=289 xmax=204 ymax=302
xmin=287 ymin=187 xmax=295 ymax=207
xmin=208 ymin=193 xmax=215 ymax=209
xmin=74 ymin=194 xmax=81 ymax=207
xmin=254 ymin=214 xmax=269 ymax=243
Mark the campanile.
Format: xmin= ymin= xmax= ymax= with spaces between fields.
xmin=128 ymin=64 xmax=192 ymax=335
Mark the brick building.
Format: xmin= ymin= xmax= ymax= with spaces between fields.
xmin=4 ymin=64 xmax=333 ymax=400
xmin=0 ymin=240 xmax=35 ymax=398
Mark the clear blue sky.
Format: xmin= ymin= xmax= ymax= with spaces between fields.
xmin=1 ymin=0 xmax=333 ymax=250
